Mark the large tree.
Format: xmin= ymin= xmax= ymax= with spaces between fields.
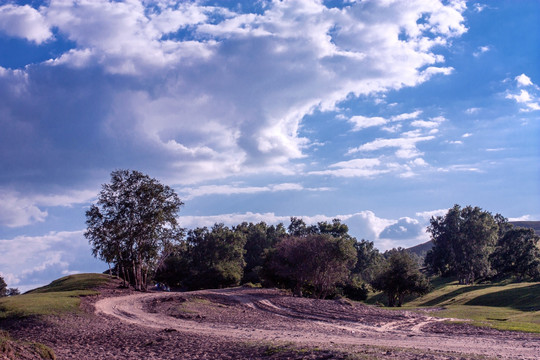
xmin=491 ymin=227 xmax=540 ymax=280
xmin=425 ymin=205 xmax=499 ymax=284
xmin=263 ymin=233 xmax=357 ymax=299
xmin=235 ymin=222 xmax=286 ymax=284
xmin=184 ymin=224 xmax=247 ymax=289
xmin=372 ymin=249 xmax=430 ymax=307
xmin=85 ymin=170 xmax=184 ymax=291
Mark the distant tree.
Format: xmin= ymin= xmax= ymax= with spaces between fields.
xmin=0 ymin=276 xmax=7 ymax=297
xmin=185 ymin=224 xmax=247 ymax=289
xmin=235 ymin=222 xmax=286 ymax=283
xmin=372 ymin=249 xmax=430 ymax=307
xmin=287 ymin=217 xmax=315 ymax=236
xmin=6 ymin=288 xmax=20 ymax=296
xmin=491 ymin=227 xmax=540 ymax=280
xmin=287 ymin=217 xmax=352 ymax=238
xmin=85 ymin=169 xmax=184 ymax=291
xmin=352 ymin=239 xmax=384 ymax=283
xmin=263 ymin=234 xmax=357 ymax=299
xmin=425 ymin=205 xmax=498 ymax=284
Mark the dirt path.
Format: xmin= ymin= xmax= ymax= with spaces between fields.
xmin=95 ymin=287 xmax=540 ymax=359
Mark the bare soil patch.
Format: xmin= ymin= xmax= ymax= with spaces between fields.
xmin=4 ymin=283 xmax=540 ymax=359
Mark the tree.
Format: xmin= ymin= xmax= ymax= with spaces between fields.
xmin=491 ymin=227 xmax=540 ymax=280
xmin=372 ymin=249 xmax=430 ymax=307
xmin=0 ymin=276 xmax=7 ymax=297
xmin=85 ymin=169 xmax=184 ymax=291
xmin=235 ymin=222 xmax=286 ymax=283
xmin=425 ymin=205 xmax=498 ymax=284
xmin=6 ymin=288 xmax=20 ymax=296
xmin=352 ymin=239 xmax=384 ymax=283
xmin=263 ymin=234 xmax=357 ymax=299
xmin=185 ymin=224 xmax=247 ymax=289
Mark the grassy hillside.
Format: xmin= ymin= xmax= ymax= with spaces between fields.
xmin=0 ymin=273 xmax=112 ymax=319
xmin=401 ymin=278 xmax=540 ymax=333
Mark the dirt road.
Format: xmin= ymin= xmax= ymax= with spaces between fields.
xmin=95 ymin=287 xmax=540 ymax=359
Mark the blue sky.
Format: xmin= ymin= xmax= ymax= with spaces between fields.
xmin=0 ymin=0 xmax=538 ymax=292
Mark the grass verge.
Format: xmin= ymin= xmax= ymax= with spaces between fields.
xmin=0 ymin=273 xmax=112 ymax=319
xmin=368 ymin=278 xmax=540 ymax=333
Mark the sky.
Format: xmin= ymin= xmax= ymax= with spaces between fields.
xmin=0 ymin=0 xmax=539 ymax=292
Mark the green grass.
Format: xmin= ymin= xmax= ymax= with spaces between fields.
xmin=374 ymin=278 xmax=540 ymax=333
xmin=0 ymin=273 xmax=112 ymax=319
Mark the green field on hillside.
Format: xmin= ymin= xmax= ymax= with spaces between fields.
xmin=0 ymin=273 xmax=112 ymax=319
xmin=369 ymin=277 xmax=540 ymax=333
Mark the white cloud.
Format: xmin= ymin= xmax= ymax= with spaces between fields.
xmin=348 ymin=134 xmax=435 ymax=159
xmin=516 ymin=74 xmax=533 ymax=87
xmin=379 ymin=217 xmax=422 ymax=240
xmin=0 ymin=231 xmax=104 ymax=291
xmin=508 ymin=215 xmax=532 ymax=221
xmin=462 ymin=133 xmax=473 ymax=138
xmin=473 ymin=45 xmax=490 ymax=57
xmin=0 ymin=4 xmax=52 ymax=44
xmin=0 ymin=188 xmax=96 ymax=227
xmin=348 ymin=111 xmax=422 ymax=131
xmin=506 ymin=74 xmax=540 ymax=111
xmin=178 ymin=210 xmax=401 ymax=250
xmin=465 ymin=108 xmax=480 ymax=114
xmin=0 ymin=189 xmax=48 ymax=227
xmin=0 ymin=0 xmax=467 ymax=184
xmin=309 ymin=158 xmax=390 ymax=178
xmin=415 ymin=208 xmax=449 ymax=220
xmin=349 ymin=115 xmax=387 ymax=131
xmin=178 ymin=182 xmax=330 ymax=200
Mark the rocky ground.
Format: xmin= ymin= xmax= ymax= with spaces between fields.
xmin=3 ymin=283 xmax=540 ymax=359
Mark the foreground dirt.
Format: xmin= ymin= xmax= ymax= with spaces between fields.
xmin=5 ymin=284 xmax=540 ymax=359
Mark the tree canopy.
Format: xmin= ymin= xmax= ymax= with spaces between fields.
xmin=263 ymin=233 xmax=357 ymax=299
xmin=425 ymin=205 xmax=498 ymax=284
xmin=372 ymin=249 xmax=430 ymax=307
xmin=490 ymin=227 xmax=540 ymax=280
xmin=85 ymin=169 xmax=184 ymax=291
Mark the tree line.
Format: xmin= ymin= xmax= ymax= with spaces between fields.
xmin=425 ymin=204 xmax=540 ymax=284
xmin=85 ymin=170 xmax=540 ymax=306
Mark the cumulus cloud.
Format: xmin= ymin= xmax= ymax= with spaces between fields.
xmin=0 ymin=231 xmax=104 ymax=292
xmin=0 ymin=188 xmax=95 ymax=228
xmin=0 ymin=0 xmax=468 ymax=187
xmin=379 ymin=217 xmax=423 ymax=240
xmin=506 ymin=74 xmax=540 ymax=111
xmin=516 ymin=74 xmax=533 ymax=87
xmin=0 ymin=189 xmax=48 ymax=227
xmin=0 ymin=4 xmax=52 ymax=44
xmin=178 ymin=210 xmax=398 ymax=249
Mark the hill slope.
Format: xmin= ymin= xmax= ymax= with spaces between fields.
xmin=405 ymin=278 xmax=540 ymax=332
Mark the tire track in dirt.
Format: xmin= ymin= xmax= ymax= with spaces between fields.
xmin=95 ymin=288 xmax=540 ymax=359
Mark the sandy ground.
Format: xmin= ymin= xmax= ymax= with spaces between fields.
xmin=5 ymin=284 xmax=540 ymax=359
xmin=94 ymin=287 xmax=540 ymax=359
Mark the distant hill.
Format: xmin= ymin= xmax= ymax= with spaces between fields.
xmin=406 ymin=221 xmax=540 ymax=257
xmin=406 ymin=240 xmax=434 ymax=258
xmin=511 ymin=221 xmax=540 ymax=235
